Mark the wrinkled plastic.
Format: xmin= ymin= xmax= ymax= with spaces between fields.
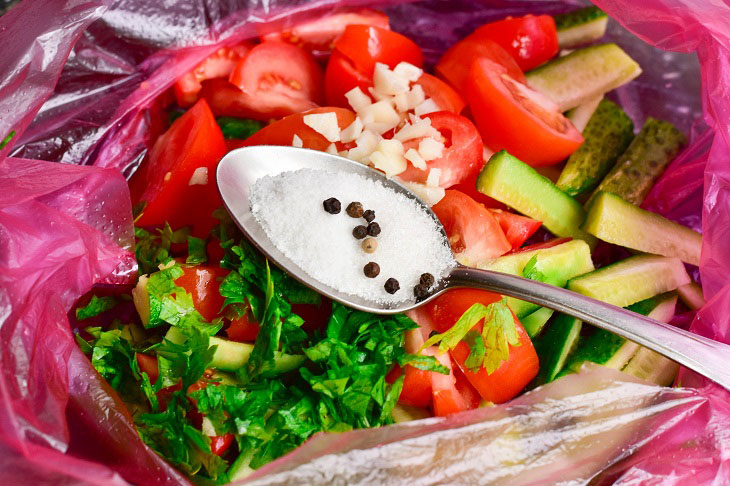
xmin=0 ymin=0 xmax=729 ymax=485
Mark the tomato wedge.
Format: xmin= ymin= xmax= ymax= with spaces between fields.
xmin=488 ymin=209 xmax=542 ymax=250
xmin=175 ymin=265 xmax=228 ymax=322
xmin=425 ymin=289 xmax=539 ymax=404
xmin=136 ymin=353 xmax=159 ymax=383
xmin=261 ymin=8 xmax=390 ymax=55
xmin=325 ymin=25 xmax=423 ymax=107
xmin=131 ymin=99 xmax=227 ymax=237
xmin=432 ymin=190 xmax=511 ymax=265
xmin=210 ymin=434 xmax=235 ymax=456
xmin=173 ymin=43 xmax=253 ymax=107
xmin=471 ymin=15 xmax=559 ymax=71
xmin=395 ymin=329 xmax=434 ymax=408
xmin=436 ymin=36 xmax=525 ymax=92
xmin=415 ymin=73 xmax=465 ymax=114
xmin=424 ymin=349 xmax=479 ymax=416
xmin=466 ymin=58 xmax=583 ymax=166
xmin=397 ymin=111 xmax=483 ymax=188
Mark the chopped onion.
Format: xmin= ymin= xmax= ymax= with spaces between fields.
xmin=340 ymin=117 xmax=364 ymax=143
xmin=394 ymin=117 xmax=440 ymax=141
xmin=407 ymin=84 xmax=426 ymax=110
xmin=414 ymin=98 xmax=440 ymax=116
xmin=345 ymin=86 xmax=372 ymax=112
xmin=405 ymin=148 xmax=427 ymax=170
xmin=359 ymin=100 xmax=400 ymax=126
xmin=292 ymin=134 xmax=303 ymax=148
xmin=418 ymin=137 xmax=444 ymax=161
xmin=188 ymin=167 xmax=208 ymax=186
xmin=378 ymin=138 xmax=404 ymax=155
xmin=401 ymin=181 xmax=446 ymax=206
xmin=373 ymin=62 xmax=410 ymax=96
xmin=393 ymin=62 xmax=423 ymax=82
xmin=326 ymin=143 xmax=338 ymax=155
xmin=426 ymin=168 xmax=442 ymax=187
xmin=303 ymin=112 xmax=341 ymax=142
xmin=347 ymin=129 xmax=379 ymax=161
xmin=369 ymin=150 xmax=407 ymax=177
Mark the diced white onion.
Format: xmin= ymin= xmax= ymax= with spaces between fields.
xmin=344 ymin=86 xmax=372 ymax=112
xmin=414 ymin=98 xmax=440 ymax=116
xmin=426 ymin=168 xmax=442 ymax=187
xmin=364 ymin=122 xmax=393 ymax=135
xmin=418 ymin=137 xmax=444 ymax=161
xmin=401 ymin=181 xmax=446 ymax=206
xmin=407 ymin=84 xmax=426 ymax=110
xmin=292 ymin=134 xmax=303 ymax=148
xmin=378 ymin=138 xmax=404 ymax=155
xmin=359 ymin=100 xmax=400 ymax=126
xmin=394 ymin=117 xmax=440 ymax=142
xmin=188 ymin=167 xmax=208 ymax=186
xmin=393 ymin=62 xmax=423 ymax=82
xmin=303 ymin=112 xmax=341 ymax=142
xmin=325 ymin=143 xmax=338 ymax=155
xmin=347 ymin=130 xmax=379 ymax=161
xmin=404 ymin=148 xmax=427 ymax=170
xmin=369 ymin=150 xmax=407 ymax=177
xmin=373 ymin=62 xmax=410 ymax=96
xmin=340 ymin=117 xmax=364 ymax=143
xmin=393 ymin=92 xmax=409 ymax=112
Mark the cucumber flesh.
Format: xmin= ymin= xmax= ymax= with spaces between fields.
xmin=567 ymin=255 xmax=690 ymax=308
xmin=521 ymin=307 xmax=555 ymax=337
xmin=584 ymin=192 xmax=702 ymax=266
xmin=588 ymin=118 xmax=686 ymax=205
xmin=534 ymin=314 xmax=582 ymax=383
xmin=391 ymin=403 xmax=430 ymax=423
xmin=678 ymin=282 xmax=705 ymax=310
xmin=554 ymin=6 xmax=609 ymax=48
xmin=558 ymin=100 xmax=634 ymax=196
xmin=566 ymin=94 xmax=603 ymax=133
xmin=228 ymin=451 xmax=255 ymax=482
xmin=526 ymin=43 xmax=642 ymax=112
xmin=477 ymin=151 xmax=597 ymax=246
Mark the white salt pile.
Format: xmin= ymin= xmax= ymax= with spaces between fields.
xmin=250 ymin=168 xmax=455 ymax=304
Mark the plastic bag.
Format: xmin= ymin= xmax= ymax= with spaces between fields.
xmin=1 ymin=0 xmax=729 ymax=484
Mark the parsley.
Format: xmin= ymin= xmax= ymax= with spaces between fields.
xmin=0 ymin=130 xmax=16 ymax=149
xmin=522 ymin=255 xmax=548 ymax=282
xmin=76 ymin=295 xmax=118 ymax=320
xmin=186 ymin=236 xmax=208 ymax=264
xmin=398 ymin=353 xmax=449 ymax=374
xmin=135 ymin=223 xmax=189 ymax=275
xmin=216 ymin=117 xmax=262 ymax=140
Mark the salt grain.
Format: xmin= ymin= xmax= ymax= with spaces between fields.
xmin=250 ymin=168 xmax=455 ymax=304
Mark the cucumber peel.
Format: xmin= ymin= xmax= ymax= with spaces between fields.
xmin=534 ymin=314 xmax=582 ymax=383
xmin=521 ymin=306 xmax=555 ymax=337
xmin=554 ymin=6 xmax=609 ymax=48
xmin=566 ymin=94 xmax=603 ymax=133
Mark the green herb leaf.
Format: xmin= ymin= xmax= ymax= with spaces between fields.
xmin=522 ymin=255 xmax=548 ymax=282
xmin=216 ymin=117 xmax=263 ymax=140
xmin=76 ymin=295 xmax=118 ymax=320
xmin=135 ymin=223 xmax=190 ymax=275
xmin=398 ymin=353 xmax=449 ymax=374
xmin=421 ymin=302 xmax=493 ymax=353
xmin=186 ymin=236 xmax=208 ymax=264
xmin=463 ymin=330 xmax=486 ymax=372
xmin=0 ymin=130 xmax=16 ymax=150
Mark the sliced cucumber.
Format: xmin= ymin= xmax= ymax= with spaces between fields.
xmin=566 ymin=94 xmax=603 ymax=133
xmin=479 ymin=239 xmax=594 ymax=317
xmin=534 ymin=314 xmax=582 ymax=383
xmin=567 ymin=255 xmax=690 ymax=307
xmin=228 ymin=450 xmax=255 ymax=482
xmin=391 ymin=403 xmax=430 ymax=423
xmin=477 ymin=151 xmax=597 ymax=246
xmin=521 ymin=307 xmax=555 ymax=337
xmin=588 ymin=118 xmax=686 ymax=205
xmin=678 ymin=282 xmax=705 ymax=310
xmin=584 ymin=192 xmax=702 ymax=265
xmin=554 ymin=6 xmax=609 ymax=48
xmin=558 ymin=100 xmax=634 ymax=196
xmin=526 ymin=43 xmax=642 ymax=112
xmin=132 ymin=275 xmax=160 ymax=327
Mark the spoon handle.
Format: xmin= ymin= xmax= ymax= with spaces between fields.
xmin=449 ymin=266 xmax=730 ymax=391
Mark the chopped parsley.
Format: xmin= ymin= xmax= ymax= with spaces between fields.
xmin=75 ymin=295 xmax=118 ymax=320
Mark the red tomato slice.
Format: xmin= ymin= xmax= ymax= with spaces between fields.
xmin=324 ymin=50 xmax=374 ymax=108
xmin=425 ymin=349 xmax=478 ymax=416
xmin=415 ymin=73 xmax=466 ymax=114
xmin=453 ymin=364 xmax=482 ymax=409
xmin=487 ymin=209 xmax=542 ymax=250
xmin=131 ymin=99 xmax=227 ymax=237
xmin=466 ymin=58 xmax=583 ymax=166
xmin=395 ymin=329 xmax=433 ymax=408
xmin=242 ymin=107 xmax=356 ymax=151
xmin=425 ymin=288 xmax=539 ymax=404
xmin=173 ymin=43 xmax=253 ymax=108
xmin=261 ymin=9 xmax=390 ymax=55
xmin=432 ymin=190 xmax=511 ymax=265
xmin=210 ymin=434 xmax=234 ymax=456
xmin=226 ymin=312 xmax=260 ymax=342
xmin=397 ymin=111 xmax=483 ymax=188
xmin=136 ymin=354 xmax=159 ymax=383
xmin=436 ymin=36 xmax=525 ymax=92
xmin=175 ymin=265 xmax=229 ymax=322
xmin=471 ymin=15 xmax=559 ymax=71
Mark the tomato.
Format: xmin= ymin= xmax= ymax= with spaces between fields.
xmin=425 ymin=349 xmax=479 ymax=416
xmin=453 ymin=364 xmax=482 ymax=409
xmin=466 ymin=58 xmax=583 ymax=166
xmin=395 ymin=329 xmax=433 ymax=408
xmin=425 ymin=289 xmax=539 ymax=404
xmin=175 ymin=265 xmax=229 ymax=322
xmin=397 ymin=111 xmax=483 ymax=188
xmin=131 ymin=99 xmax=227 ymax=237
xmin=325 ymin=25 xmax=423 ymax=107
xmin=209 ymin=434 xmax=234 ymax=456
xmin=293 ymin=299 xmax=333 ymax=333
xmin=242 ymin=107 xmax=356 ymax=151
xmin=226 ymin=312 xmax=260 ymax=342
xmin=136 ymin=354 xmax=159 ymax=383
xmin=206 ymin=239 xmax=226 ymax=266
xmin=261 ymin=8 xmax=390 ymax=55
xmin=415 ymin=73 xmax=465 ymax=114
xmin=435 ymin=36 xmax=525 ymax=92
xmin=488 ymin=209 xmax=542 ymax=250
xmin=173 ymin=43 xmax=253 ymax=107
xmin=471 ymin=15 xmax=559 ymax=71
xmin=510 ymin=237 xmax=571 ymax=254
xmin=432 ymin=190 xmax=511 ymax=265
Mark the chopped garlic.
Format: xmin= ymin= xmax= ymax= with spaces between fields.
xmin=394 ymin=117 xmax=440 ymax=142
xmin=359 ymin=100 xmax=400 ymax=127
xmin=369 ymin=150 xmax=407 ymax=177
xmin=378 ymin=138 xmax=404 ymax=155
xmin=418 ymin=137 xmax=444 ymax=161
xmin=393 ymin=62 xmax=423 ymax=82
xmin=347 ymin=130 xmax=380 ymax=161
xmin=340 ymin=117 xmax=364 ymax=143
xmin=325 ymin=143 xmax=338 ymax=155
xmin=426 ymin=168 xmax=442 ymax=187
xmin=373 ymin=62 xmax=409 ymax=96
xmin=292 ymin=134 xmax=303 ymax=148
xmin=405 ymin=148 xmax=427 ymax=170
xmin=414 ymin=98 xmax=441 ymax=116
xmin=303 ymin=112 xmax=340 ymax=142
xmin=368 ymin=86 xmax=395 ymax=103
xmin=364 ymin=122 xmax=393 ymax=135
xmin=407 ymin=84 xmax=426 ymax=110
xmin=393 ymin=92 xmax=409 ymax=112
xmin=188 ymin=167 xmax=208 ymax=186
xmin=401 ymin=181 xmax=446 ymax=206
xmin=344 ymin=87 xmax=372 ymax=112
xmin=201 ymin=417 xmax=216 ymax=437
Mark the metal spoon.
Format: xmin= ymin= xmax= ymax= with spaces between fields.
xmin=217 ymin=145 xmax=730 ymax=391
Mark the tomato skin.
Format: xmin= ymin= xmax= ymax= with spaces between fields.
xmin=425 ymin=289 xmax=539 ymax=404
xmin=210 ymin=434 xmax=235 ymax=456
xmin=488 ymin=209 xmax=542 ymax=250
xmin=436 ymin=36 xmax=525 ymax=92
xmin=173 ymin=43 xmax=253 ymax=107
xmin=415 ymin=73 xmax=465 ymax=114
xmin=175 ymin=265 xmax=229 ymax=322
xmin=324 ymin=50 xmax=374 ymax=108
xmin=131 ymin=99 xmax=227 ymax=237
xmin=226 ymin=313 xmax=260 ymax=342
xmin=471 ymin=15 xmax=559 ymax=71
xmin=397 ymin=111 xmax=483 ymax=189
xmin=136 ymin=354 xmax=159 ymax=383
xmin=426 ymin=349 xmax=478 ymax=416
xmin=466 ymin=58 xmax=583 ymax=166
xmin=396 ymin=329 xmax=433 ymax=408
xmin=432 ymin=190 xmax=511 ymax=265
xmin=292 ymin=299 xmax=333 ymax=334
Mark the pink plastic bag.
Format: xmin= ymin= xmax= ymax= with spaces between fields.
xmin=1 ymin=0 xmax=729 ymax=484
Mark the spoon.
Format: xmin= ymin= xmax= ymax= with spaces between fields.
xmin=217 ymin=145 xmax=730 ymax=391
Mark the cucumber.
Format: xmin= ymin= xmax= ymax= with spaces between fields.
xmin=588 ymin=118 xmax=686 ymax=205
xmin=678 ymin=282 xmax=705 ymax=310
xmin=132 ymin=275 xmax=160 ymax=327
xmin=479 ymin=239 xmax=595 ymax=317
xmin=477 ymin=151 xmax=597 ymax=246
xmin=566 ymin=94 xmax=603 ymax=133
xmin=526 ymin=43 xmax=642 ymax=112
xmin=554 ymin=6 xmax=609 ymax=48
xmin=558 ymin=100 xmax=634 ymax=196
xmin=228 ymin=451 xmax=255 ymax=482
xmin=391 ymin=403 xmax=430 ymax=423
xmin=521 ymin=307 xmax=555 ymax=337
xmin=534 ymin=314 xmax=582 ymax=383
xmin=568 ymin=255 xmax=690 ymax=307
xmin=584 ymin=192 xmax=702 ymax=265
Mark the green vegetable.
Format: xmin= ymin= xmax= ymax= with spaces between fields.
xmin=134 ymin=223 xmax=189 ymax=275
xmin=216 ymin=116 xmax=263 ymax=140
xmin=186 ymin=236 xmax=208 ymax=264
xmin=0 ymin=129 xmax=16 ymax=149
xmin=76 ymin=295 xmax=118 ymax=320
xmin=554 ymin=6 xmax=609 ymax=48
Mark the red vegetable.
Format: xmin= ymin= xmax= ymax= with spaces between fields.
xmin=414 ymin=73 xmax=466 ymax=114
xmin=488 ymin=209 xmax=542 ymax=250
xmin=174 ymin=265 xmax=228 ymax=322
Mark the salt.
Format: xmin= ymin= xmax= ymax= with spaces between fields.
xmin=249 ymin=168 xmax=455 ymax=304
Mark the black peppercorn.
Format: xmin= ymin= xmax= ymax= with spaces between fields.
xmin=363 ymin=209 xmax=375 ymax=222
xmin=384 ymin=278 xmax=400 ymax=294
xmin=364 ymin=262 xmax=380 ymax=278
xmin=367 ymin=222 xmax=381 ymax=237
xmin=413 ymin=283 xmax=429 ymax=301
xmin=419 ymin=273 xmax=435 ymax=288
xmin=346 ymin=201 xmax=364 ymax=218
xmin=352 ymin=225 xmax=368 ymax=239
xmin=323 ymin=197 xmax=341 ymax=214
